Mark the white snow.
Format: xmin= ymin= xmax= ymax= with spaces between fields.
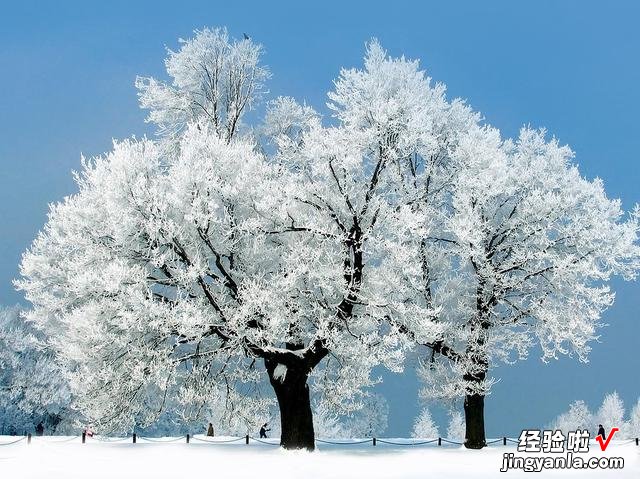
xmin=273 ymin=363 xmax=287 ymax=383
xmin=1 ymin=436 xmax=638 ymax=479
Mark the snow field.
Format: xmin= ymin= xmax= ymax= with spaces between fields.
xmin=1 ymin=436 xmax=638 ymax=479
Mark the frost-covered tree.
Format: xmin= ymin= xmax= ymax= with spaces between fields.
xmin=312 ymin=400 xmax=347 ymax=439
xmin=446 ymin=410 xmax=465 ymax=442
xmin=136 ymin=27 xmax=269 ymax=139
xmin=414 ymin=125 xmax=640 ymax=448
xmin=412 ymin=407 xmax=439 ymax=438
xmin=552 ymin=400 xmax=593 ymax=434
xmin=0 ymin=305 xmax=75 ymax=434
xmin=17 ymin=33 xmax=481 ymax=450
xmin=595 ymin=391 xmax=625 ymax=432
xmin=345 ymin=393 xmax=388 ymax=438
xmin=627 ymin=399 xmax=640 ymax=440
xmin=553 ymin=393 xmax=629 ymax=438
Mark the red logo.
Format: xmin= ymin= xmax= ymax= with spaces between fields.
xmin=595 ymin=427 xmax=619 ymax=451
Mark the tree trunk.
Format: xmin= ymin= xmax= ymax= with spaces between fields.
xmin=464 ymin=392 xmax=486 ymax=449
xmin=266 ymin=359 xmax=315 ymax=450
xmin=463 ymin=297 xmax=490 ymax=450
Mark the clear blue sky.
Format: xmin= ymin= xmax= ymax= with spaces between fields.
xmin=1 ymin=0 xmax=639 ymax=437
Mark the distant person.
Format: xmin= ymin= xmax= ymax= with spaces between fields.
xmin=207 ymin=423 xmax=215 ymax=437
xmin=597 ymin=424 xmax=606 ymax=440
xmin=35 ymin=423 xmax=44 ymax=436
xmin=84 ymin=425 xmax=94 ymax=438
xmin=259 ymin=423 xmax=270 ymax=439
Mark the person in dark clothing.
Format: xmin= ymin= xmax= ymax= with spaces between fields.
xmin=35 ymin=423 xmax=44 ymax=436
xmin=207 ymin=423 xmax=215 ymax=437
xmin=259 ymin=423 xmax=270 ymax=438
xmin=597 ymin=424 xmax=606 ymax=440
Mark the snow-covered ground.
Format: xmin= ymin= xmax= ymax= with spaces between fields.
xmin=1 ymin=435 xmax=638 ymax=478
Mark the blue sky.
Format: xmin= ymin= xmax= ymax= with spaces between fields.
xmin=1 ymin=0 xmax=639 ymax=437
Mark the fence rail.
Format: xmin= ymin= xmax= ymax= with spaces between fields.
xmin=1 ymin=434 xmax=638 ymax=448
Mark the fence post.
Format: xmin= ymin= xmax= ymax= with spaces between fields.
xmin=27 ymin=433 xmax=32 ymax=445
xmin=133 ymin=433 xmax=137 ymax=444
xmin=245 ymin=434 xmax=249 ymax=445
xmin=372 ymin=437 xmax=376 ymax=446
xmin=438 ymin=437 xmax=441 ymax=446
xmin=503 ymin=437 xmax=507 ymax=446
xmin=636 ymin=438 xmax=639 ymax=446
xmin=186 ymin=434 xmax=190 ymax=444
xmin=82 ymin=432 xmax=86 ymax=444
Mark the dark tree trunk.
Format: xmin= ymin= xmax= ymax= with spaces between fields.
xmin=463 ymin=292 xmax=491 ymax=450
xmin=464 ymin=392 xmax=486 ymax=449
xmin=266 ymin=359 xmax=315 ymax=451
